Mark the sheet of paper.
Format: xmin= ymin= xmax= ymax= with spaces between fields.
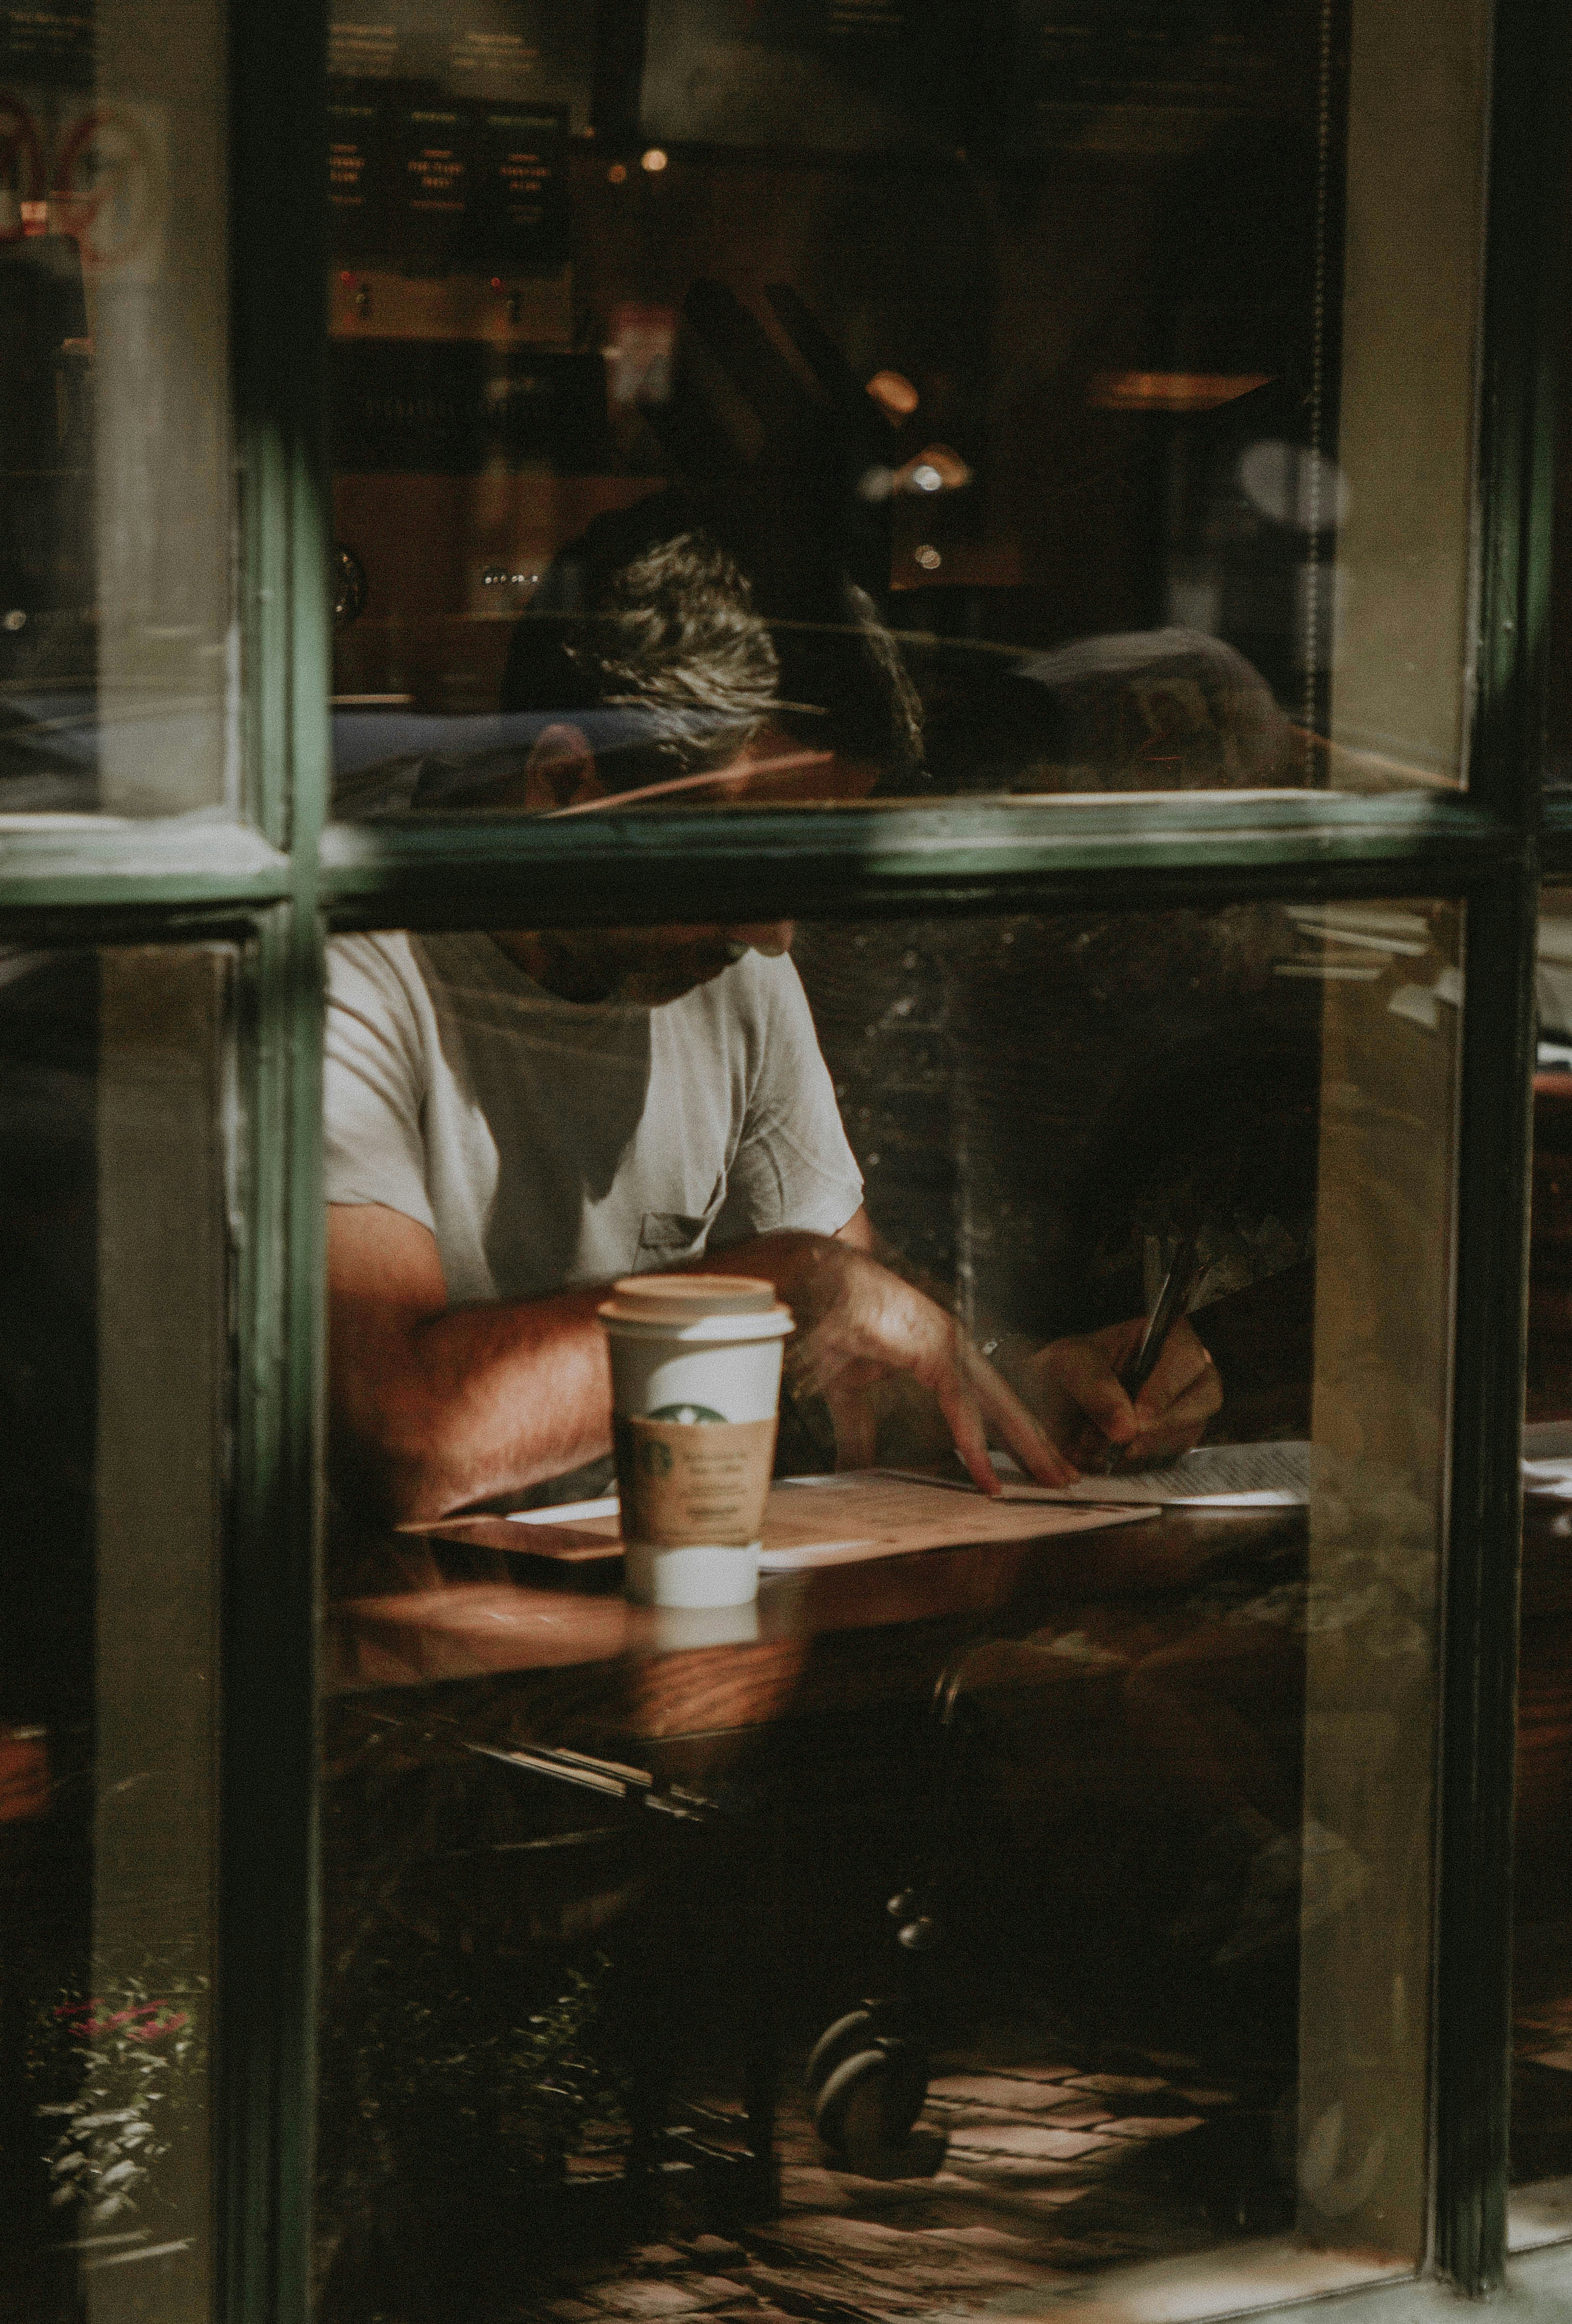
xmin=509 ymin=1496 xmax=620 ymax=1525
xmin=755 ymin=1475 xmax=1155 ymax=1569
xmin=883 ymin=1439 xmax=1312 ymax=1508
xmin=500 ymin=1473 xmax=1155 ymax=1568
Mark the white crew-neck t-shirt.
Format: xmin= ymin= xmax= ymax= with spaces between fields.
xmin=324 ymin=932 xmax=863 ymax=1303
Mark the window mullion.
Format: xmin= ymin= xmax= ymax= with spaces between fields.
xmin=1433 ymin=858 xmax=1539 ymax=2290
xmin=218 ymin=0 xmax=331 ymax=2309
xmin=1429 ymin=0 xmax=1570 ymax=2286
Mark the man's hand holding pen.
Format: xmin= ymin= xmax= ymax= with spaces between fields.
xmin=1028 ymin=1314 xmax=1221 ymax=1473
xmin=772 ymin=1229 xmax=1220 ymax=1487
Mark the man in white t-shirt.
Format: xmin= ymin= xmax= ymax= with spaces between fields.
xmin=327 ymin=529 xmax=1220 ymax=1525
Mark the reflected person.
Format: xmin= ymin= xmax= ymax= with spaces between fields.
xmin=325 ymin=531 xmax=1220 ymax=1526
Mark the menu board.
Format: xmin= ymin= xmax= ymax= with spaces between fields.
xmin=388 ymin=100 xmax=473 ymax=275
xmin=328 ymin=92 xmax=391 ymax=264
xmin=329 ymin=0 xmax=595 ymax=129
xmin=328 ymin=92 xmax=568 ymax=275
xmin=639 ymin=0 xmax=968 ymax=154
xmin=1004 ymin=0 xmax=1280 ymax=159
xmin=0 ymin=0 xmax=92 ymax=88
xmin=474 ymin=103 xmax=569 ymax=273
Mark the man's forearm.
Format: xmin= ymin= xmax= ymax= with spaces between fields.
xmin=335 ymin=1230 xmax=836 ymax=1526
xmin=334 ymin=1285 xmax=614 ymax=1525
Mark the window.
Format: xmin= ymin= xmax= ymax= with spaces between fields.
xmin=1512 ymin=888 xmax=1572 ymax=2249
xmin=322 ymin=0 xmax=1492 ymax=819
xmin=0 ymin=0 xmax=234 ymax=819
xmin=0 ymin=0 xmax=1564 ymax=2319
xmin=2 ymin=944 xmax=238 ymax=2314
xmin=319 ymin=899 xmax=1465 ymax=2320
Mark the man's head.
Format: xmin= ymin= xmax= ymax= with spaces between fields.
xmin=502 ymin=528 xmax=788 ymax=812
xmin=440 ymin=505 xmax=923 ymax=1003
xmin=489 ymin=496 xmax=926 ymax=813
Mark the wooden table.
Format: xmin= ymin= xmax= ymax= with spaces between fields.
xmin=324 ymin=1504 xmax=1305 ymax=1749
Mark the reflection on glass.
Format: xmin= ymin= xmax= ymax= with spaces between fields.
xmin=0 ymin=944 xmax=233 ymax=2320
xmin=326 ymin=0 xmax=1490 ymax=813
xmin=1511 ymin=891 xmax=1572 ymax=2245
xmin=318 ymin=897 xmax=1460 ymax=2322
xmin=0 ymin=0 xmax=232 ymax=817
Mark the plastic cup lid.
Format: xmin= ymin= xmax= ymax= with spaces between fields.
xmin=599 ymin=1273 xmax=782 ymax=1326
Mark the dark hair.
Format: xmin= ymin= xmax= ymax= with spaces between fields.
xmin=500 ymin=525 xmax=781 ymax=795
xmin=499 ymin=490 xmax=928 ymax=799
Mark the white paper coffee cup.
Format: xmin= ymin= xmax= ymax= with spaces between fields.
xmin=598 ymin=1274 xmax=793 ymax=1608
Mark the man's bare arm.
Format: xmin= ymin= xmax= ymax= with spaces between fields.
xmin=330 ymin=1195 xmax=1214 ymax=1526
xmin=329 ymin=1197 xmax=1071 ymax=1525
xmin=328 ymin=1203 xmax=615 ymax=1525
xmin=833 ymin=1203 xmax=875 ymax=1251
xmin=328 ymin=1202 xmax=888 ymax=1524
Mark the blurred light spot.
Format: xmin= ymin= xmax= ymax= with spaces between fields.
xmin=640 ymin=147 xmax=668 ymax=172
xmin=867 ymin=369 xmax=919 ymax=418
xmin=894 ymin=443 xmax=971 ymax=495
xmin=2 ymin=609 xmax=26 ymax=631
xmin=914 ymin=545 xmax=942 ymax=571
xmin=607 ymin=162 xmax=628 ymax=184
xmin=1237 ymin=440 xmax=1349 ymax=529
xmin=608 ymin=301 xmax=676 ymax=408
xmin=856 ymin=465 xmax=895 ymax=503
xmin=1087 ymin=370 xmax=1273 ymax=412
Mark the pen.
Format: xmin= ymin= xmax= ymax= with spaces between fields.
xmin=1093 ymin=1229 xmax=1201 ymax=1476
xmin=1121 ymin=1228 xmax=1200 ymax=1402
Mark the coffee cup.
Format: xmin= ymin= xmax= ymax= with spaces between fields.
xmin=597 ymin=1274 xmax=793 ymax=1608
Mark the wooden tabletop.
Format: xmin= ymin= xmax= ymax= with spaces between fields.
xmin=323 ymin=1505 xmax=1307 ymax=1765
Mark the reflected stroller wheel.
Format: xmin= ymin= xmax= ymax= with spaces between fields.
xmin=814 ymin=2042 xmax=929 ymax=2165
xmin=804 ymin=2007 xmax=876 ymax=2097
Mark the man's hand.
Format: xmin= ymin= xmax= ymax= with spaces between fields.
xmin=1029 ymin=1315 xmax=1221 ymax=1471
xmin=761 ymin=1234 xmax=1076 ymax=1493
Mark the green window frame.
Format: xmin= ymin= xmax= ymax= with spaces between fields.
xmin=2 ymin=0 xmax=1571 ymax=2316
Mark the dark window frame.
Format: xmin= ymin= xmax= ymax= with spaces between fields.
xmin=0 ymin=0 xmax=1566 ymax=2314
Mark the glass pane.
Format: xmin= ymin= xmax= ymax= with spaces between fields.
xmin=324 ymin=0 xmax=1490 ymax=821
xmin=1 ymin=943 xmax=236 ymax=2318
xmin=1512 ymin=886 xmax=1572 ymax=2245
xmin=317 ymin=898 xmax=1460 ymax=2322
xmin=0 ymin=0 xmax=233 ymax=817
xmin=1542 ymin=268 xmax=1572 ymax=791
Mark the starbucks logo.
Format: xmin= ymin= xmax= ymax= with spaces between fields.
xmin=648 ymin=1403 xmax=727 ymax=1424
